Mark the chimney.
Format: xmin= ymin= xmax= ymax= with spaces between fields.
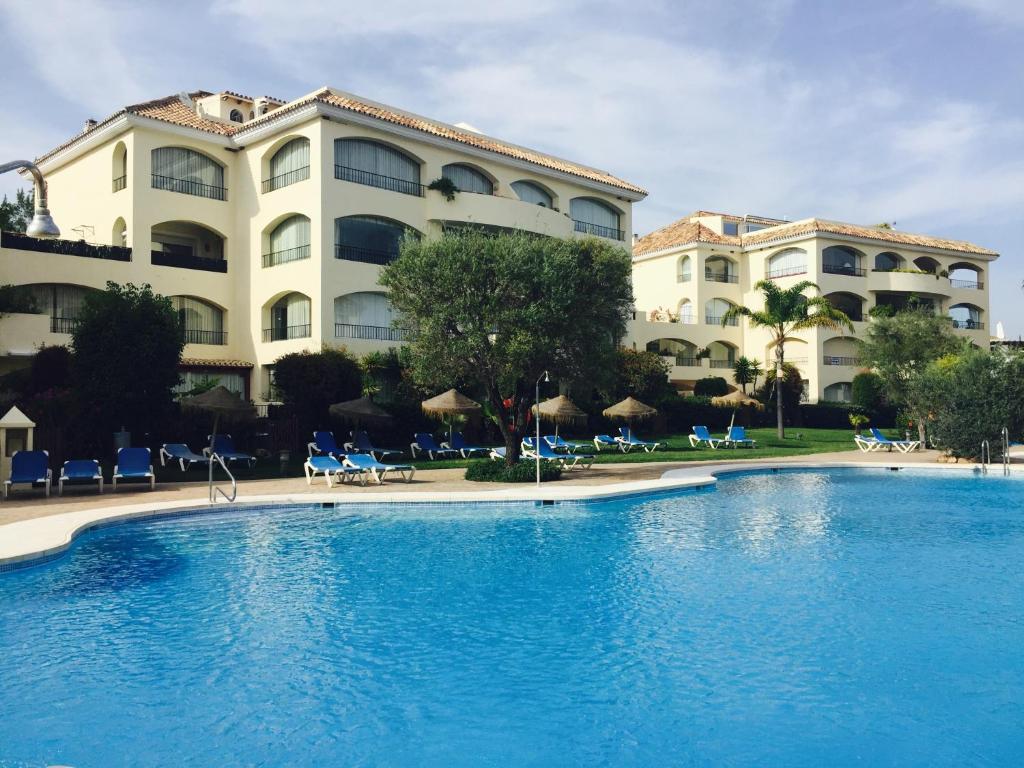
xmin=83 ymin=118 xmax=98 ymax=132
xmin=632 ymin=233 xmax=639 ymax=246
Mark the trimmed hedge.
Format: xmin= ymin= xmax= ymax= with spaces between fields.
xmin=465 ymin=459 xmax=562 ymax=483
xmin=693 ymin=377 xmax=729 ymax=397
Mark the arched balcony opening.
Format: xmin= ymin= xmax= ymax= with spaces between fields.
xmin=442 ymin=163 xmax=495 ymax=195
xmin=948 ymin=262 xmax=984 ymax=290
xmin=707 ymin=341 xmax=738 ymax=370
xmin=151 ymin=146 xmax=226 ymax=200
xmin=676 ymin=255 xmax=692 ymax=283
xmin=334 ymin=215 xmax=419 ymax=266
xmin=24 ymin=283 xmax=101 ymax=334
xmin=873 ymin=251 xmax=904 ymax=272
xmin=263 ymin=137 xmax=310 ymax=192
xmin=510 ymin=180 xmax=554 ymax=208
xmin=112 ymin=217 xmax=127 ymax=248
xmin=334 ymin=292 xmax=410 ymax=342
xmin=948 ymin=303 xmax=983 ymax=330
xmin=822 ymin=336 xmax=860 ymax=367
xmin=646 ymin=338 xmax=700 ymax=367
xmin=677 ymin=299 xmax=696 ymax=324
xmin=569 ymin=197 xmax=624 ymax=241
xmin=823 ymin=382 xmax=853 ymax=403
xmin=822 ymin=245 xmax=865 ymax=277
xmin=151 ymin=221 xmax=226 ymax=273
xmin=263 ymin=214 xmax=311 ymax=267
xmin=766 ymin=247 xmax=807 ymax=279
xmin=824 ymin=291 xmax=865 ymax=322
xmin=767 ymin=338 xmax=809 ymax=367
xmin=705 ymin=255 xmax=738 ymax=284
xmin=112 ymin=142 xmax=127 ymax=192
xmin=263 ymin=292 xmax=311 ymax=342
xmin=874 ymin=292 xmax=935 ymax=315
xmin=705 ymin=298 xmax=737 ymax=326
xmin=334 ymin=138 xmax=423 ymax=196
xmin=913 ymin=256 xmax=940 ymax=274
xmin=171 ymin=296 xmax=226 ymax=345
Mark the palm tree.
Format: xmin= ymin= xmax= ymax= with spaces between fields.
xmin=732 ymin=356 xmax=762 ymax=394
xmin=722 ymin=280 xmax=853 ymax=438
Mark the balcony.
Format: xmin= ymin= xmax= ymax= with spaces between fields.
xmin=0 ymin=231 xmax=131 ymax=262
xmin=823 ymin=355 xmax=860 ymax=366
xmin=706 ymin=315 xmax=739 ymax=326
xmin=868 ymin=269 xmax=947 ymax=294
xmin=263 ymin=325 xmax=311 ymax=342
xmin=766 ymin=265 xmax=808 ymax=279
xmin=709 ymin=359 xmax=734 ymax=369
xmin=263 ymin=245 xmax=311 ymax=268
xmin=822 ymin=264 xmax=866 ymax=277
xmin=675 ymin=355 xmax=701 ymax=367
xmin=573 ymin=220 xmax=625 ymax=241
xmin=112 ymin=175 xmax=126 ymax=193
xmin=50 ymin=316 xmax=79 ymax=334
xmin=151 ymin=251 xmax=227 ymax=273
xmin=151 ymin=173 xmax=227 ymax=201
xmin=184 ymin=329 xmax=227 ymax=345
xmin=334 ymin=165 xmax=424 ymax=197
xmin=951 ymin=319 xmax=984 ymax=330
xmin=262 ymin=165 xmax=310 ymax=193
xmin=335 ymin=323 xmax=413 ymax=342
xmin=705 ymin=271 xmax=739 ymax=284
xmin=949 ymin=278 xmax=983 ymax=290
xmin=335 ymin=244 xmax=398 ymax=266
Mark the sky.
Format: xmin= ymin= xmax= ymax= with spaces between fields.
xmin=1 ymin=0 xmax=1022 ymax=332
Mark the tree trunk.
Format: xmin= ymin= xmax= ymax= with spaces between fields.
xmin=775 ymin=342 xmax=785 ymax=439
xmin=915 ymin=413 xmax=926 ymax=448
xmin=486 ymin=388 xmax=521 ymax=466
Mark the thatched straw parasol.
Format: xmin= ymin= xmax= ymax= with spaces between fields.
xmin=532 ymin=394 xmax=587 ymax=438
xmin=711 ymin=389 xmax=764 ymax=432
xmin=602 ymin=396 xmax=658 ymax=421
xmin=181 ymin=386 xmax=256 ymax=496
xmin=329 ymin=396 xmax=393 ymax=430
xmin=421 ymin=389 xmax=481 ymax=442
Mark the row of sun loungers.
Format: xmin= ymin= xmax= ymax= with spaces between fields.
xmin=3 ymin=447 xmax=156 ymax=499
xmin=689 ymin=425 xmax=757 ymax=449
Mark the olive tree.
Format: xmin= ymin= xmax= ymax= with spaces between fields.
xmin=380 ymin=230 xmax=633 ymax=463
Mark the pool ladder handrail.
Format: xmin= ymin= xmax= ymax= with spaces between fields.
xmin=1002 ymin=427 xmax=1010 ymax=476
xmin=980 ymin=439 xmax=990 ymax=474
xmin=980 ymin=429 xmax=1011 ymax=476
xmin=208 ymin=452 xmax=237 ymax=503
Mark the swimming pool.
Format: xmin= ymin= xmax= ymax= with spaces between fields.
xmin=1 ymin=469 xmax=1022 ymax=766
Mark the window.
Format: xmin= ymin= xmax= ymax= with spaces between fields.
xmin=723 ymin=221 xmax=739 ymax=236
xmin=151 ymin=221 xmax=225 ymax=272
xmin=704 ymin=256 xmax=736 ymax=283
xmin=676 ymin=255 xmax=691 ymax=283
xmin=822 ymin=246 xmax=864 ymax=276
xmin=229 ymin=109 xmax=244 ymax=123
xmin=265 ymin=293 xmax=311 ymax=341
xmin=948 ymin=262 xmax=983 ymax=289
xmin=334 ymin=292 xmax=410 ymax=341
xmin=678 ymin=299 xmax=695 ymax=324
xmin=264 ymin=138 xmax=310 ymax=192
xmin=646 ymin=338 xmax=699 ymax=366
xmin=26 ymin=284 xmax=99 ymax=334
xmin=171 ymin=296 xmax=226 ymax=345
xmin=823 ymin=382 xmax=853 ymax=403
xmin=112 ymin=142 xmax=127 ymax=192
xmin=705 ymin=298 xmax=736 ymax=325
xmin=743 ymin=223 xmax=767 ymax=233
xmin=948 ymin=303 xmax=983 ymax=330
xmin=112 ymin=217 xmax=127 ymax=248
xmin=766 ymin=247 xmax=807 ymax=278
xmin=334 ymin=138 xmax=422 ymax=196
xmin=442 ymin=163 xmax=493 ymax=195
xmin=511 ymin=180 xmax=553 ymax=207
xmin=151 ymin=147 xmax=226 ymax=200
xmin=264 ymin=215 xmax=311 ymax=267
xmin=570 ymin=198 xmax=622 ymax=240
xmin=707 ymin=341 xmax=736 ymax=368
xmin=824 ymin=292 xmax=864 ymax=322
xmin=335 ymin=215 xmax=414 ymax=265
xmin=175 ymin=370 xmax=245 ymax=398
xmin=874 ymin=252 xmax=902 ymax=271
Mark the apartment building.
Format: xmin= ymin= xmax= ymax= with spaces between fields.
xmin=628 ymin=211 xmax=997 ymax=402
xmin=0 ymin=88 xmax=645 ymax=400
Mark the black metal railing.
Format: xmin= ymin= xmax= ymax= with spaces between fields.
xmin=951 ymin=319 xmax=984 ymax=330
xmin=334 ymin=165 xmax=424 ymax=197
xmin=151 ymin=173 xmax=227 ymax=201
xmin=262 ymin=244 xmax=311 ymax=267
xmin=949 ymin=278 xmax=983 ymax=289
xmin=709 ymin=359 xmax=734 ymax=369
xmin=675 ymin=356 xmax=701 ymax=367
xmin=705 ymin=271 xmax=739 ymax=284
xmin=112 ymin=175 xmax=127 ymax=193
xmin=335 ymin=244 xmax=399 ymax=266
xmin=151 ymin=251 xmax=228 ymax=273
xmin=263 ymin=325 xmax=311 ymax=342
xmin=334 ymin=323 xmax=414 ymax=342
xmin=184 ymin=329 xmax=227 ymax=345
xmin=822 ymin=264 xmax=866 ymax=277
xmin=0 ymin=231 xmax=132 ymax=261
xmin=823 ymin=355 xmax=860 ymax=366
xmin=573 ymin=220 xmax=625 ymax=241
xmin=765 ymin=265 xmax=808 ymax=279
xmin=706 ymin=315 xmax=738 ymax=326
xmin=261 ymin=165 xmax=310 ymax=193
xmin=50 ymin=316 xmax=79 ymax=334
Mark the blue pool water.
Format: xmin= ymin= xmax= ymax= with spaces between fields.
xmin=2 ymin=469 xmax=1023 ymax=766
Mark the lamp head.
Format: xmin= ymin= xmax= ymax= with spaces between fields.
xmin=543 ymin=371 xmax=549 ymax=382
xmin=26 ymin=207 xmax=60 ymax=239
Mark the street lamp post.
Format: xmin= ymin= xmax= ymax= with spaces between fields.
xmin=0 ymin=160 xmax=60 ymax=238
xmin=535 ymin=370 xmax=549 ymax=487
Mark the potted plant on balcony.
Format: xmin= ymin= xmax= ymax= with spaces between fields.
xmin=427 ymin=177 xmax=459 ymax=201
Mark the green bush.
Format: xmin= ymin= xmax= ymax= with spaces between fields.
xmin=272 ymin=348 xmax=363 ymax=433
xmin=851 ymin=372 xmax=884 ymax=411
xmin=465 ymin=459 xmax=562 ymax=483
xmin=693 ymin=377 xmax=729 ymax=398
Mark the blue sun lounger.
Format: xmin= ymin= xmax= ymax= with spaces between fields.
xmin=410 ymin=433 xmax=459 ymax=460
xmin=524 ymin=437 xmax=594 ymax=470
xmin=544 ymin=435 xmax=591 ymax=453
xmin=303 ymin=455 xmax=366 ymax=487
xmin=724 ymin=426 xmax=757 ymax=448
xmin=206 ymin=435 xmax=256 ymax=467
xmin=346 ymin=430 xmax=403 ymax=462
xmin=868 ymin=427 xmax=920 ymax=453
xmin=617 ymin=427 xmax=663 ymax=452
xmin=3 ymin=449 xmax=51 ymax=499
xmin=160 ymin=443 xmax=210 ymax=471
xmin=688 ymin=425 xmax=724 ymax=449
xmin=343 ymin=453 xmax=415 ymax=484
xmin=593 ymin=434 xmax=623 ymax=452
xmin=112 ymin=447 xmax=155 ymax=491
xmin=308 ymin=430 xmax=346 ymax=459
xmin=59 ymin=459 xmax=103 ymax=495
xmin=446 ymin=432 xmax=490 ymax=458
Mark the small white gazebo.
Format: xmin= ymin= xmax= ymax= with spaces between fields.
xmin=0 ymin=406 xmax=36 ymax=481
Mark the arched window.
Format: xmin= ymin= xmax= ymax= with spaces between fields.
xmin=264 ymin=215 xmax=311 ymax=267
xmin=442 ymin=163 xmax=494 ymax=195
xmin=151 ymin=221 xmax=225 ymax=270
xmin=265 ymin=137 xmax=310 ymax=191
xmin=266 ymin=293 xmax=311 ymax=341
xmin=335 ymin=215 xmax=415 ymax=265
xmin=705 ymin=255 xmax=736 ymax=283
xmin=705 ymin=298 xmax=735 ymax=325
xmin=766 ymin=248 xmax=807 ymax=278
xmin=822 ymin=246 xmax=863 ymax=276
xmin=25 ymin=283 xmax=100 ymax=333
xmin=823 ymin=382 xmax=853 ymax=403
xmin=823 ymin=337 xmax=860 ymax=366
xmin=112 ymin=217 xmax=127 ymax=248
xmin=334 ymin=292 xmax=403 ymax=340
xmin=151 ymin=147 xmax=225 ymax=200
xmin=511 ymin=180 xmax=553 ymax=207
xmin=824 ymin=292 xmax=864 ymax=322
xmin=229 ymin=109 xmax=244 ymax=123
xmin=645 ymin=338 xmax=699 ymax=366
xmin=948 ymin=303 xmax=983 ymax=330
xmin=334 ymin=138 xmax=421 ymax=196
xmin=171 ymin=296 xmax=225 ymax=345
xmin=913 ymin=256 xmax=939 ymax=274
xmin=570 ymin=198 xmax=622 ymax=240
xmin=112 ymin=142 xmax=127 ymax=192
xmin=707 ymin=341 xmax=737 ymax=368
xmin=677 ymin=255 xmax=691 ymax=283
xmin=948 ymin=262 xmax=983 ymax=289
xmin=874 ymin=251 xmax=902 ymax=271
xmin=678 ymin=299 xmax=695 ymax=324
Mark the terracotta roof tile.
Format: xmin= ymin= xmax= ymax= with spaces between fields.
xmin=633 ymin=218 xmax=740 ymax=256
xmin=180 ymin=358 xmax=253 ymax=369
